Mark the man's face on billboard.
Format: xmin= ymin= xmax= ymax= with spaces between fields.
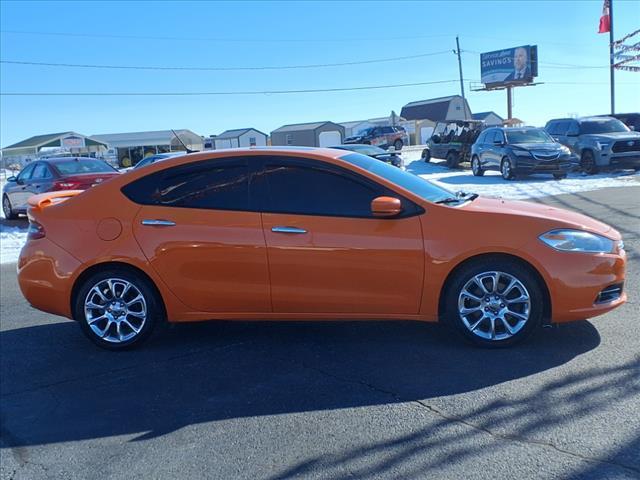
xmin=514 ymin=48 xmax=528 ymax=71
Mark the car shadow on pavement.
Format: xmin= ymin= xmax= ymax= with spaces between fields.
xmin=266 ymin=356 xmax=640 ymax=480
xmin=1 ymin=318 xmax=602 ymax=449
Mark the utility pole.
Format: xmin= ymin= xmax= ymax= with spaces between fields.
xmin=506 ymin=86 xmax=513 ymax=120
xmin=454 ymin=36 xmax=465 ymax=101
xmin=609 ymin=0 xmax=615 ymax=114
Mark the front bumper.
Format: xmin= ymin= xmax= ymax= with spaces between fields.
xmin=524 ymin=240 xmax=627 ymax=323
xmin=513 ymin=155 xmax=575 ymax=175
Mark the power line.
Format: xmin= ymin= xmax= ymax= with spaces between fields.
xmin=0 ymin=50 xmax=452 ymax=72
xmin=0 ymin=29 xmax=454 ymax=43
xmin=0 ymin=79 xmax=460 ymax=96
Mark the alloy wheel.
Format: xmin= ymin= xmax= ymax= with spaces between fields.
xmin=84 ymin=278 xmax=147 ymax=343
xmin=457 ymin=271 xmax=531 ymax=341
xmin=501 ymin=159 xmax=513 ymax=179
xmin=2 ymin=196 xmax=11 ymax=218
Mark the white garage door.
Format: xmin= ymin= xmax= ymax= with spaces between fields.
xmin=318 ymin=131 xmax=342 ymax=147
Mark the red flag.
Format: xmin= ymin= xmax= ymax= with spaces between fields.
xmin=599 ymin=0 xmax=611 ymax=33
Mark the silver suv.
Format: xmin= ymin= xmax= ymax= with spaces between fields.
xmin=544 ymin=117 xmax=640 ymax=174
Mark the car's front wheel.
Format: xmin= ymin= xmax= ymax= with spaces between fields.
xmin=443 ymin=258 xmax=543 ymax=347
xmin=580 ymin=150 xmax=599 ymax=175
xmin=394 ymin=139 xmax=403 ymax=151
xmin=501 ymin=157 xmax=515 ymax=180
xmin=422 ymin=149 xmax=431 ymax=162
xmin=2 ymin=195 xmax=18 ymax=220
xmin=471 ymin=156 xmax=484 ymax=176
xmin=74 ymin=268 xmax=161 ymax=350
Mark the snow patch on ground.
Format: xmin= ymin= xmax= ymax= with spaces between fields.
xmin=401 ymin=149 xmax=640 ymax=200
xmin=0 ymin=226 xmax=27 ymax=264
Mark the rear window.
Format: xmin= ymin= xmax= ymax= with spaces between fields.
xmin=52 ymin=159 xmax=116 ymax=175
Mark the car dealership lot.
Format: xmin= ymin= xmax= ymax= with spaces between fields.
xmin=1 ymin=186 xmax=638 ymax=479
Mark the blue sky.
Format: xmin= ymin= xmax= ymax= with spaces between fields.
xmin=1 ymin=0 xmax=639 ymax=146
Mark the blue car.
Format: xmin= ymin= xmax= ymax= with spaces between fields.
xmin=470 ymin=127 xmax=576 ymax=180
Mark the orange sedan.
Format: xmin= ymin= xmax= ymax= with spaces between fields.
xmin=17 ymin=148 xmax=627 ymax=349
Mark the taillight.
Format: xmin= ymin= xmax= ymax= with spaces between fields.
xmin=53 ymin=181 xmax=80 ymax=190
xmin=27 ymin=220 xmax=46 ymax=240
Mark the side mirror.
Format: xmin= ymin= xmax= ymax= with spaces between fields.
xmin=371 ymin=196 xmax=402 ymax=217
xmin=629 ymin=126 xmax=635 ymax=131
xmin=7 ymin=176 xmax=17 ymax=182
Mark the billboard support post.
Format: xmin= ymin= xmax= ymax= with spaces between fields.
xmin=609 ymin=0 xmax=615 ymax=114
xmin=507 ymin=86 xmax=513 ymax=120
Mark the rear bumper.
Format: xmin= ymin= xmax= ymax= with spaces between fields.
xmin=17 ymin=238 xmax=80 ymax=319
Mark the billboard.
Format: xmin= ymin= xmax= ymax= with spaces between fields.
xmin=481 ymin=45 xmax=538 ymax=86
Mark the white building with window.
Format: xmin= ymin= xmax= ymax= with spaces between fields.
xmin=212 ymin=128 xmax=267 ymax=149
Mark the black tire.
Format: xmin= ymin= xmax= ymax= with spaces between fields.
xmin=553 ymin=173 xmax=567 ymax=180
xmin=422 ymin=149 xmax=431 ymax=163
xmin=471 ymin=156 xmax=485 ymax=177
xmin=446 ymin=151 xmax=459 ymax=169
xmin=393 ymin=139 xmax=403 ymax=151
xmin=580 ymin=150 xmax=599 ymax=175
xmin=442 ymin=257 xmax=544 ymax=348
xmin=500 ymin=157 xmax=515 ymax=180
xmin=73 ymin=267 xmax=162 ymax=350
xmin=2 ymin=195 xmax=18 ymax=220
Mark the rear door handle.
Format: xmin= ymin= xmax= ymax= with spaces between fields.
xmin=271 ymin=226 xmax=307 ymax=234
xmin=141 ymin=219 xmax=176 ymax=227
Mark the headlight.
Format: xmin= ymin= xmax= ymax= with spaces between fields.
xmin=512 ymin=149 xmax=532 ymax=157
xmin=560 ymin=145 xmax=571 ymax=154
xmin=595 ymin=141 xmax=611 ymax=150
xmin=539 ymin=229 xmax=615 ymax=253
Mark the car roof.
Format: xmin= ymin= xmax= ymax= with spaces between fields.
xmin=39 ymin=157 xmax=105 ymax=163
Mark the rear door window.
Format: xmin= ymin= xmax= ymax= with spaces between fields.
xmin=122 ymin=158 xmax=250 ymax=211
xmin=32 ymin=163 xmax=53 ymax=180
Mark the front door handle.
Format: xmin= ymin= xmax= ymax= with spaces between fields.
xmin=271 ymin=226 xmax=307 ymax=234
xmin=141 ymin=219 xmax=176 ymax=227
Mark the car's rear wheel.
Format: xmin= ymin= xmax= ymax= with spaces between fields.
xmin=501 ymin=157 xmax=515 ymax=180
xmin=394 ymin=139 xmax=403 ymax=151
xmin=443 ymin=258 xmax=543 ymax=347
xmin=446 ymin=151 xmax=459 ymax=169
xmin=471 ymin=156 xmax=484 ymax=176
xmin=2 ymin=195 xmax=18 ymax=220
xmin=580 ymin=150 xmax=599 ymax=175
xmin=422 ymin=149 xmax=431 ymax=163
xmin=74 ymin=268 xmax=161 ymax=350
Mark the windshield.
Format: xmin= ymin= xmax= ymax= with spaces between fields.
xmin=339 ymin=144 xmax=388 ymax=156
xmin=52 ymin=159 xmax=116 ymax=175
xmin=579 ymin=118 xmax=630 ymax=135
xmin=505 ymin=129 xmax=553 ymax=144
xmin=356 ymin=127 xmax=374 ymax=136
xmin=340 ymin=152 xmax=455 ymax=203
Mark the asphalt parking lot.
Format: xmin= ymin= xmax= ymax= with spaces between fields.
xmin=1 ymin=186 xmax=639 ymax=480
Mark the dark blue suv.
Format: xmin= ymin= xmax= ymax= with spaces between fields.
xmin=470 ymin=127 xmax=576 ymax=180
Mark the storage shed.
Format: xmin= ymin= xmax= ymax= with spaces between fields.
xmin=213 ymin=128 xmax=267 ymax=149
xmin=270 ymin=121 xmax=344 ymax=147
xmin=400 ymin=95 xmax=472 ymax=122
xmin=472 ymin=111 xmax=504 ymax=126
